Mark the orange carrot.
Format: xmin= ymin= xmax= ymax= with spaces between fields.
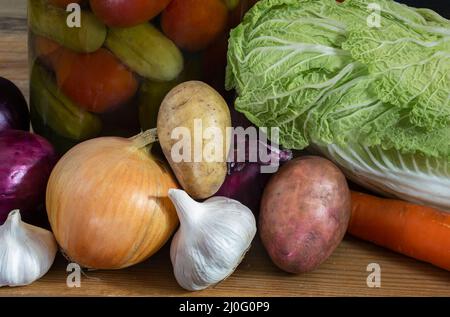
xmin=349 ymin=191 xmax=450 ymax=271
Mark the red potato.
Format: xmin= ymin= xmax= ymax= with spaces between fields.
xmin=90 ymin=0 xmax=172 ymax=27
xmin=260 ymin=156 xmax=351 ymax=274
xmin=161 ymin=0 xmax=228 ymax=52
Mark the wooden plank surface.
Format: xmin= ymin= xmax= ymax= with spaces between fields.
xmin=1 ymin=236 xmax=449 ymax=297
xmin=0 ymin=0 xmax=28 ymax=98
xmin=0 ymin=0 xmax=449 ymax=297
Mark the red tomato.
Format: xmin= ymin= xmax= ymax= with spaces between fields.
xmin=90 ymin=0 xmax=172 ymax=27
xmin=54 ymin=48 xmax=138 ymax=113
xmin=161 ymin=0 xmax=228 ymax=52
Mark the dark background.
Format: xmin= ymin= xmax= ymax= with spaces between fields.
xmin=396 ymin=0 xmax=450 ymax=18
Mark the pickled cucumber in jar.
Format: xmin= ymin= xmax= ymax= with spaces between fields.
xmin=28 ymin=0 xmax=257 ymax=154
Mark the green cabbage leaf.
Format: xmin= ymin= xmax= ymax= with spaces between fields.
xmin=226 ymin=0 xmax=450 ymax=211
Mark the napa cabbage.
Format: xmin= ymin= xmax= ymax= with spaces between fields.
xmin=226 ymin=0 xmax=450 ymax=211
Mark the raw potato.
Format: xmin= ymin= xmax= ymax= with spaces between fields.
xmin=158 ymin=81 xmax=231 ymax=199
xmin=260 ymin=156 xmax=351 ymax=273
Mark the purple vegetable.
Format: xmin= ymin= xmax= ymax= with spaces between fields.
xmin=0 ymin=130 xmax=57 ymax=225
xmin=218 ymin=105 xmax=293 ymax=212
xmin=229 ymin=105 xmax=292 ymax=168
xmin=0 ymin=77 xmax=30 ymax=132
xmin=216 ymin=163 xmax=272 ymax=213
xmin=216 ymin=138 xmax=293 ymax=213
xmin=229 ymin=138 xmax=293 ymax=170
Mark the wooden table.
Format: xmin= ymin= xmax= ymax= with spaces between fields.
xmin=0 ymin=0 xmax=449 ymax=297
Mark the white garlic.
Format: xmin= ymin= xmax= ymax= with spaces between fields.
xmin=168 ymin=189 xmax=257 ymax=291
xmin=0 ymin=210 xmax=58 ymax=287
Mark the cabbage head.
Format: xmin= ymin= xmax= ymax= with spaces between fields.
xmin=226 ymin=0 xmax=450 ymax=211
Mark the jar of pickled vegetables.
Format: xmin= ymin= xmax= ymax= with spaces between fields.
xmin=28 ymin=0 xmax=257 ymax=154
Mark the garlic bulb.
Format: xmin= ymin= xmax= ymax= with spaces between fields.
xmin=0 ymin=210 xmax=57 ymax=287
xmin=168 ymin=189 xmax=257 ymax=291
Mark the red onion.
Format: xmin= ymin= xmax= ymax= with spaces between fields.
xmin=216 ymin=138 xmax=292 ymax=213
xmin=0 ymin=130 xmax=57 ymax=225
xmin=0 ymin=77 xmax=30 ymax=133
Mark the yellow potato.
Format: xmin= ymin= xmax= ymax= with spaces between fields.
xmin=157 ymin=81 xmax=231 ymax=199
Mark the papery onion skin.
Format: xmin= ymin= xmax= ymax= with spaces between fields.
xmin=46 ymin=136 xmax=179 ymax=269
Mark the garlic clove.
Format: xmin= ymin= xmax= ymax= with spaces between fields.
xmin=168 ymin=189 xmax=257 ymax=291
xmin=0 ymin=210 xmax=58 ymax=287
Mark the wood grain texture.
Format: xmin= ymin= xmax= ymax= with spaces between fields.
xmin=0 ymin=0 xmax=449 ymax=297
xmin=0 ymin=0 xmax=28 ymax=98
xmin=1 ymin=236 xmax=449 ymax=297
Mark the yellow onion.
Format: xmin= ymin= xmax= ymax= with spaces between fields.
xmin=46 ymin=130 xmax=179 ymax=269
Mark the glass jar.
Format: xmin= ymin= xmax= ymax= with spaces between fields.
xmin=28 ymin=0 xmax=257 ymax=154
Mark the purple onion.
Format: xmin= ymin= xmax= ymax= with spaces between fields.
xmin=216 ymin=137 xmax=293 ymax=213
xmin=229 ymin=138 xmax=293 ymax=170
xmin=216 ymin=163 xmax=272 ymax=213
xmin=0 ymin=77 xmax=30 ymax=133
xmin=217 ymin=106 xmax=293 ymax=212
xmin=214 ymin=107 xmax=293 ymax=213
xmin=0 ymin=130 xmax=57 ymax=225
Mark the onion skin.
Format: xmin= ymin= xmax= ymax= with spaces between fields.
xmin=0 ymin=77 xmax=30 ymax=133
xmin=0 ymin=130 xmax=57 ymax=225
xmin=46 ymin=136 xmax=179 ymax=269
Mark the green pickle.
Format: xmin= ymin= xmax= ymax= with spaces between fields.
xmin=28 ymin=0 xmax=106 ymax=53
xmin=30 ymin=64 xmax=102 ymax=142
xmin=30 ymin=104 xmax=78 ymax=155
xmin=27 ymin=0 xmax=253 ymax=155
xmin=106 ymin=23 xmax=184 ymax=81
